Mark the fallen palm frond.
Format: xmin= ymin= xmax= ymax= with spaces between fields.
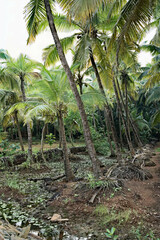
xmin=110 ymin=164 xmax=152 ymax=180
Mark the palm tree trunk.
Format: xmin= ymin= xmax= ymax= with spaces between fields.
xmin=58 ymin=118 xmax=62 ymax=148
xmin=20 ymin=74 xmax=33 ymax=161
xmin=89 ymin=51 xmax=118 ymax=156
xmin=104 ymin=109 xmax=115 ymax=157
xmin=118 ymin=110 xmax=123 ymax=148
xmin=44 ymin=0 xmax=100 ymax=178
xmin=41 ymin=123 xmax=46 ymax=162
xmin=14 ymin=111 xmax=24 ymax=151
xmin=116 ymin=77 xmax=142 ymax=147
xmin=69 ymin=131 xmax=75 ymax=147
xmin=124 ymin=79 xmax=132 ymax=142
xmin=112 ymin=76 xmax=134 ymax=155
xmin=58 ymin=111 xmax=75 ymax=181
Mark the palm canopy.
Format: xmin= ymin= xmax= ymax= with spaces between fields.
xmin=5 ymin=54 xmax=39 ymax=78
xmin=108 ymin=0 xmax=156 ymax=65
xmin=1 ymin=53 xmax=41 ymax=96
xmin=0 ymin=49 xmax=10 ymax=61
xmin=138 ymin=44 xmax=160 ymax=88
xmin=24 ymin=66 xmax=76 ymax=122
xmin=0 ymin=89 xmax=19 ymax=108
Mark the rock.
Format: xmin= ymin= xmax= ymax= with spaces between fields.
xmin=51 ymin=214 xmax=69 ymax=222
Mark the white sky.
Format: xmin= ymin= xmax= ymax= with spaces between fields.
xmin=0 ymin=0 xmax=156 ymax=66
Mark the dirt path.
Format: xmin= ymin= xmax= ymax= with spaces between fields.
xmin=123 ymin=143 xmax=160 ymax=236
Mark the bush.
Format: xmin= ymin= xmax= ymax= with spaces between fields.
xmin=90 ymin=127 xmax=110 ymax=155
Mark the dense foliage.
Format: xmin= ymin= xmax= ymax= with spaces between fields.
xmin=0 ymin=0 xmax=160 ymax=179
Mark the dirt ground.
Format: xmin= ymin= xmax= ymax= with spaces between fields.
xmin=0 ymin=143 xmax=160 ymax=239
xmin=46 ymin=143 xmax=160 ymax=239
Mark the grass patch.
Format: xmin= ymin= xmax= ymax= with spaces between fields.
xmin=156 ymin=147 xmax=160 ymax=152
xmin=94 ymin=204 xmax=137 ymax=226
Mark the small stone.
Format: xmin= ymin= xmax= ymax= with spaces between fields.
xmin=51 ymin=214 xmax=68 ymax=222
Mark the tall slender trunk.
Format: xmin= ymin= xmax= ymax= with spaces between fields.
xmin=58 ymin=110 xmax=75 ymax=181
xmin=41 ymin=123 xmax=46 ymax=162
xmin=112 ymin=76 xmax=134 ymax=155
xmin=58 ymin=118 xmax=62 ymax=148
xmin=104 ymin=109 xmax=115 ymax=157
xmin=124 ymin=79 xmax=131 ymax=142
xmin=118 ymin=110 xmax=123 ymax=148
xmin=44 ymin=0 xmax=100 ymax=178
xmin=20 ymin=74 xmax=33 ymax=161
xmin=89 ymin=51 xmax=118 ymax=156
xmin=14 ymin=111 xmax=24 ymax=151
xmin=116 ymin=78 xmax=142 ymax=147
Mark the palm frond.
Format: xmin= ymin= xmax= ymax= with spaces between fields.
xmin=0 ymin=89 xmax=19 ymax=106
xmin=43 ymin=34 xmax=76 ymax=66
xmin=152 ymin=110 xmax=160 ymax=126
xmin=25 ymin=104 xmax=56 ymax=123
xmin=0 ymin=49 xmax=10 ymax=60
xmin=107 ymin=0 xmax=127 ymax=20
xmin=73 ymin=33 xmax=91 ymax=69
xmin=141 ymin=44 xmax=160 ymax=55
xmin=146 ymin=86 xmax=160 ymax=104
xmin=109 ymin=0 xmax=154 ymax=61
xmin=57 ymin=0 xmax=104 ymax=21
xmin=24 ymin=0 xmax=55 ymax=44
xmin=151 ymin=18 xmax=160 ymax=46
xmin=82 ymin=87 xmax=106 ymax=109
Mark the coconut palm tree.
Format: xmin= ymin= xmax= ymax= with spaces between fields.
xmin=41 ymin=11 xmax=120 ymax=156
xmin=24 ymin=0 xmax=101 ymax=178
xmin=3 ymin=54 xmax=40 ymax=161
xmin=0 ymin=89 xmax=25 ymax=151
xmin=25 ymin=66 xmax=75 ymax=181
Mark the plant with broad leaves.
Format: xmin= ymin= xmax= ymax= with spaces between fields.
xmin=45 ymin=133 xmax=56 ymax=148
xmin=105 ymin=227 xmax=118 ymax=239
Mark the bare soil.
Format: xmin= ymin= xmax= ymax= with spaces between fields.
xmin=46 ymin=143 xmax=160 ymax=238
xmin=0 ymin=143 xmax=160 ymax=239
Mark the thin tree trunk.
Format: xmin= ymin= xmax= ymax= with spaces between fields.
xmin=104 ymin=109 xmax=115 ymax=157
xmin=124 ymin=79 xmax=132 ymax=142
xmin=69 ymin=131 xmax=75 ymax=147
xmin=20 ymin=74 xmax=33 ymax=161
xmin=46 ymin=123 xmax=49 ymax=135
xmin=41 ymin=123 xmax=46 ymax=162
xmin=90 ymin=51 xmax=118 ymax=156
xmin=107 ymin=102 xmax=119 ymax=147
xmin=116 ymin=77 xmax=142 ymax=147
xmin=14 ymin=111 xmax=25 ymax=151
xmin=92 ymin=113 xmax=97 ymax=130
xmin=58 ymin=111 xmax=75 ymax=181
xmin=118 ymin=110 xmax=123 ymax=148
xmin=58 ymin=118 xmax=62 ymax=148
xmin=112 ymin=76 xmax=134 ymax=155
xmin=10 ymin=124 xmax=13 ymax=140
xmin=44 ymin=0 xmax=100 ymax=178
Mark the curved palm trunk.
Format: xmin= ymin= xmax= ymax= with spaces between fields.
xmin=44 ymin=0 xmax=100 ymax=178
xmin=89 ymin=51 xmax=119 ymax=157
xmin=14 ymin=111 xmax=24 ymax=151
xmin=59 ymin=111 xmax=75 ymax=181
xmin=20 ymin=74 xmax=33 ymax=161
